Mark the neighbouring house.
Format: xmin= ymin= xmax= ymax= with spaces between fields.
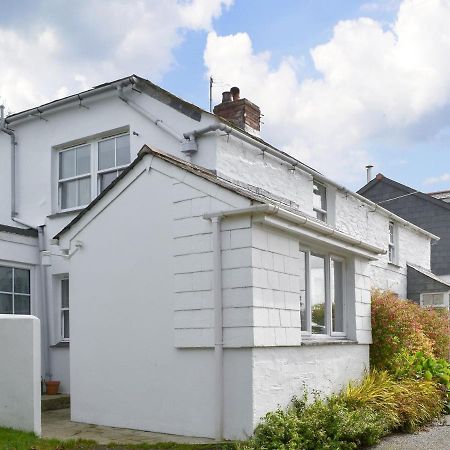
xmin=0 ymin=75 xmax=439 ymax=440
xmin=359 ymin=174 xmax=450 ymax=309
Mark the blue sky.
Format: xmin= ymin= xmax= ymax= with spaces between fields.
xmin=1 ymin=0 xmax=449 ymax=191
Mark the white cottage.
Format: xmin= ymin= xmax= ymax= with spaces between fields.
xmin=0 ymin=75 xmax=438 ymax=440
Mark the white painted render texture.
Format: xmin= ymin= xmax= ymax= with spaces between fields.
xmin=0 ymin=315 xmax=41 ymax=435
xmin=59 ymin=153 xmax=420 ymax=438
xmin=0 ymin=79 xmax=437 ymax=438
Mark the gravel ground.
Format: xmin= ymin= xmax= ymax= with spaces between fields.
xmin=371 ymin=416 xmax=450 ymax=450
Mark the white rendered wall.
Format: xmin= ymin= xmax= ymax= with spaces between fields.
xmin=251 ymin=344 xmax=369 ymax=429
xmin=67 ymin=158 xmax=256 ymax=439
xmin=0 ymin=315 xmax=41 ymax=435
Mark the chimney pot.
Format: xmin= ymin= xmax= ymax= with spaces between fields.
xmin=230 ymin=86 xmax=240 ymax=101
xmin=221 ymin=91 xmax=232 ymax=103
xmin=213 ymin=87 xmax=261 ymax=136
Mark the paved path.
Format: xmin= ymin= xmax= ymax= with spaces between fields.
xmin=372 ymin=416 xmax=450 ymax=450
xmin=42 ymin=409 xmax=213 ymax=445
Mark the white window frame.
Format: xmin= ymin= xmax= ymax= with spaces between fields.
xmin=58 ymin=145 xmax=92 ymax=212
xmin=96 ymin=134 xmax=131 ymax=195
xmin=60 ymin=277 xmax=70 ymax=342
xmin=300 ymin=246 xmax=346 ymax=338
xmin=420 ymin=292 xmax=449 ymax=309
xmin=0 ymin=265 xmax=32 ymax=315
xmin=388 ymin=221 xmax=398 ymax=264
xmin=313 ymin=180 xmax=327 ymax=222
xmin=56 ymin=132 xmax=130 ymax=212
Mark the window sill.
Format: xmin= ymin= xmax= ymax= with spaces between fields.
xmin=47 ymin=208 xmax=86 ymax=219
xmin=387 ymin=261 xmax=401 ymax=268
xmin=301 ymin=338 xmax=357 ymax=346
xmin=50 ymin=341 xmax=70 ymax=348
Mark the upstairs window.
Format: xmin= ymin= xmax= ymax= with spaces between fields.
xmin=388 ymin=221 xmax=396 ymax=263
xmin=313 ymin=180 xmax=327 ymax=222
xmin=0 ymin=266 xmax=31 ymax=314
xmin=57 ymin=133 xmax=130 ymax=211
xmin=98 ymin=135 xmax=131 ymax=193
xmin=59 ymin=145 xmax=91 ymax=210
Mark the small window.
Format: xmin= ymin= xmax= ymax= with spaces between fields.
xmin=313 ymin=180 xmax=327 ymax=222
xmin=0 ymin=266 xmax=31 ymax=314
xmin=97 ymin=135 xmax=130 ymax=193
xmin=58 ymin=145 xmax=91 ymax=210
xmin=421 ymin=292 xmax=447 ymax=308
xmin=388 ymin=221 xmax=397 ymax=263
xmin=61 ymin=278 xmax=70 ymax=340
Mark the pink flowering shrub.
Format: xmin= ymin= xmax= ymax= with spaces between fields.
xmin=371 ymin=290 xmax=434 ymax=370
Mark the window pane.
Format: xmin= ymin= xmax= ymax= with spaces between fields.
xmin=98 ymin=138 xmax=115 ymax=170
xmin=331 ymin=259 xmax=344 ymax=332
xmin=76 ymin=145 xmax=90 ymax=175
xmin=432 ymin=294 xmax=445 ymax=306
xmin=99 ymin=171 xmax=118 ymax=192
xmin=61 ymin=180 xmax=77 ymax=209
xmin=61 ymin=279 xmax=69 ymax=309
xmin=0 ymin=293 xmax=13 ymax=313
xmin=14 ymin=269 xmax=30 ymax=294
xmin=422 ymin=294 xmax=433 ymax=306
xmin=59 ymin=149 xmax=76 ymax=179
xmin=116 ymin=135 xmax=130 ymax=166
xmin=63 ymin=310 xmax=70 ymax=339
xmin=78 ymin=177 xmax=91 ymax=206
xmin=14 ymin=295 xmax=30 ymax=314
xmin=299 ymin=251 xmax=307 ymax=331
xmin=0 ymin=266 xmax=12 ymax=292
xmin=310 ymin=254 xmax=326 ymax=334
xmin=313 ymin=182 xmax=327 ymax=211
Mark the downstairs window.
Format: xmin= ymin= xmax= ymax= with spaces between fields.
xmin=0 ymin=266 xmax=31 ymax=314
xmin=299 ymin=249 xmax=345 ymax=337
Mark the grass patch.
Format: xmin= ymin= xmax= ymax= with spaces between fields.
xmin=0 ymin=427 xmax=237 ymax=450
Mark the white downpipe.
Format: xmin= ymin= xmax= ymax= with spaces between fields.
xmin=37 ymin=226 xmax=52 ymax=380
xmin=185 ymin=124 xmax=438 ymax=241
xmin=211 ymin=216 xmax=224 ymax=441
xmin=0 ymin=118 xmax=52 ymax=380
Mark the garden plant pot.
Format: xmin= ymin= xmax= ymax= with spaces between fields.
xmin=45 ymin=380 xmax=60 ymax=395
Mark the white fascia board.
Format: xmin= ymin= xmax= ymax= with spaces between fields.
xmin=255 ymin=216 xmax=380 ymax=260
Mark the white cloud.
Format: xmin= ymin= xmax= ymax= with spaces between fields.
xmin=423 ymin=173 xmax=450 ymax=186
xmin=204 ymin=0 xmax=450 ymax=183
xmin=0 ymin=0 xmax=232 ymax=113
xmin=360 ymin=0 xmax=401 ymax=13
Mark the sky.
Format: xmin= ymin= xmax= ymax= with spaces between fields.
xmin=1 ymin=0 xmax=450 ymax=192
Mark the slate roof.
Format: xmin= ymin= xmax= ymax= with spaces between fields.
xmin=407 ymin=263 xmax=450 ymax=288
xmin=358 ymin=173 xmax=450 ymax=212
xmin=0 ymin=223 xmax=38 ymax=238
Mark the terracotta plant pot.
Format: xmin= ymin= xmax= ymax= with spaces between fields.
xmin=45 ymin=380 xmax=60 ymax=395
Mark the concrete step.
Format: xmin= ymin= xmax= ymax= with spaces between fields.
xmin=41 ymin=394 xmax=70 ymax=411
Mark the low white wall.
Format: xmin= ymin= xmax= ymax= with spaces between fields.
xmin=251 ymin=344 xmax=369 ymax=429
xmin=0 ymin=315 xmax=41 ymax=435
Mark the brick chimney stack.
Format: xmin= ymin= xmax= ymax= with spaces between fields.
xmin=213 ymin=87 xmax=261 ymax=136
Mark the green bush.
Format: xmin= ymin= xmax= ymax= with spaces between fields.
xmin=246 ymin=369 xmax=445 ymax=449
xmin=394 ymin=351 xmax=450 ymax=413
xmin=248 ymin=391 xmax=390 ymax=449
